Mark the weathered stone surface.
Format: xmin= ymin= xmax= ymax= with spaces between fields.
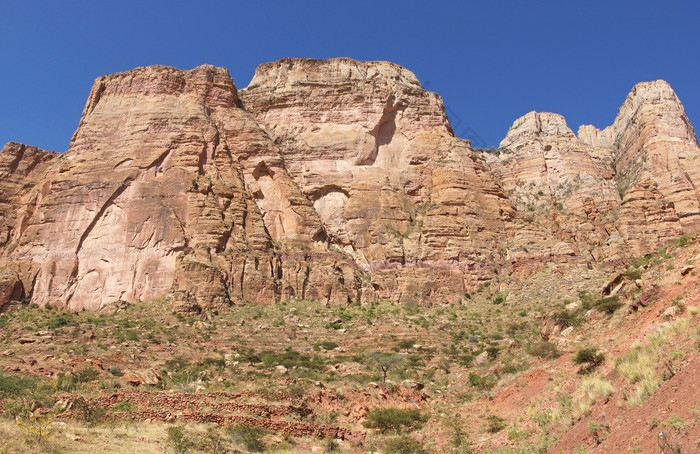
xmin=241 ymin=58 xmax=511 ymax=300
xmin=2 ymin=61 xmax=700 ymax=311
xmin=0 ymin=142 xmax=58 ymax=249
xmin=485 ymin=80 xmax=700 ymax=264
xmin=2 ymin=65 xmax=342 ymax=311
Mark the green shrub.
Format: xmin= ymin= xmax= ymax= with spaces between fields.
xmin=227 ymin=425 xmax=267 ymax=452
xmin=0 ymin=371 xmax=38 ymax=398
xmin=468 ymin=372 xmax=497 ymax=390
xmin=313 ymin=341 xmax=339 ymax=351
xmin=165 ymin=355 xmax=191 ymax=371
xmin=552 ymin=309 xmax=583 ymax=327
xmin=385 ymin=435 xmax=427 ymax=454
xmin=107 ymin=366 xmax=123 ymax=377
xmin=260 ymin=350 xmax=326 ymax=370
xmin=72 ymin=397 xmax=107 ymax=427
xmin=167 ymin=425 xmax=194 ymax=454
xmin=47 ymin=312 xmax=74 ymax=329
xmin=674 ymin=234 xmax=691 ymax=247
xmin=364 ymin=407 xmax=428 ymax=433
xmin=573 ymin=346 xmax=605 ymax=372
xmin=594 ymin=296 xmax=623 ymax=314
xmin=397 ymin=339 xmax=415 ymax=351
xmin=486 ymin=346 xmax=500 ymax=360
xmin=113 ymin=400 xmax=135 ymax=412
xmin=527 ymin=341 xmax=560 ymax=359
xmin=55 ymin=372 xmax=79 ymax=391
xmin=485 ymin=414 xmax=506 ymax=433
xmin=622 ymin=268 xmax=642 ymax=280
xmin=202 ymin=357 xmax=226 ymax=369
xmin=73 ymin=367 xmax=100 ymax=383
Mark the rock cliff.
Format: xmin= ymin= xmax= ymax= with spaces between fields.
xmin=240 ymin=58 xmax=511 ymax=304
xmin=482 ymin=80 xmax=700 ymax=265
xmin=1 ymin=59 xmax=699 ymax=311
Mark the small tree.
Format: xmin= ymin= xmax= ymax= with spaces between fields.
xmin=397 ymin=339 xmax=415 ymax=352
xmin=573 ymin=346 xmax=605 ymax=373
xmin=364 ymin=352 xmax=405 ymax=382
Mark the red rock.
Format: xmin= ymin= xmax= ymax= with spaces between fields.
xmin=1 ymin=61 xmax=699 ymax=311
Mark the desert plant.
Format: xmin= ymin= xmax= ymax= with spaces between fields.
xmin=227 ymin=424 xmax=267 ymax=452
xmin=107 ymin=366 xmax=123 ymax=377
xmin=364 ymin=407 xmax=428 ymax=433
xmin=313 ymin=341 xmax=339 ymax=351
xmin=362 ymin=351 xmax=405 ymax=382
xmin=587 ymin=420 xmax=608 ymax=445
xmin=16 ymin=413 xmax=54 ymax=447
xmin=73 ymin=367 xmax=100 ymax=383
xmin=72 ymin=397 xmax=107 ymax=427
xmin=573 ymin=346 xmax=605 ymax=373
xmin=385 ymin=435 xmax=427 ymax=454
xmin=485 ymin=414 xmax=506 ymax=433
xmin=527 ymin=341 xmax=560 ymax=359
xmin=113 ymin=400 xmax=136 ymax=412
xmin=594 ymin=296 xmax=624 ymax=314
xmin=0 ymin=370 xmax=38 ymax=398
xmin=167 ymin=425 xmax=194 ymax=454
xmin=468 ymin=372 xmax=497 ymax=390
xmin=575 ymin=376 xmax=615 ymax=420
xmin=397 ymin=339 xmax=415 ymax=352
xmin=615 ymin=345 xmax=660 ymax=407
xmin=552 ymin=308 xmax=583 ymax=327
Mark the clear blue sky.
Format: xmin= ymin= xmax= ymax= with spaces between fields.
xmin=2 ymin=0 xmax=699 ymax=151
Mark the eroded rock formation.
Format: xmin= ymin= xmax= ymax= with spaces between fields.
xmin=240 ymin=58 xmax=511 ymax=304
xmin=483 ymin=80 xmax=700 ymax=265
xmin=1 ymin=59 xmax=699 ymax=311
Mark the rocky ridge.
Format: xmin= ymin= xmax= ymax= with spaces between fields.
xmin=482 ymin=79 xmax=700 ymax=266
xmin=1 ymin=59 xmax=699 ymax=311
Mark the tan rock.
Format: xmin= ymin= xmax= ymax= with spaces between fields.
xmin=3 ymin=61 xmax=700 ymax=312
xmin=241 ymin=58 xmax=510 ymax=302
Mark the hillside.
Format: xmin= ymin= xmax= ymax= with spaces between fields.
xmin=0 ymin=58 xmax=699 ymax=453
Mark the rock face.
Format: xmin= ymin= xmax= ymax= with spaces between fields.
xmin=483 ymin=80 xmax=700 ymax=265
xmin=2 ymin=65 xmax=368 ymax=311
xmin=1 ymin=60 xmax=699 ymax=311
xmin=240 ymin=58 xmax=511 ymax=304
xmin=0 ymin=142 xmax=58 ymax=311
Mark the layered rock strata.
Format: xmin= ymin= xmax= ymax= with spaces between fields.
xmin=1 ymin=59 xmax=699 ymax=311
xmin=482 ymin=80 xmax=700 ymax=263
xmin=240 ymin=58 xmax=511 ymax=303
xmin=1 ymin=65 xmax=370 ymax=310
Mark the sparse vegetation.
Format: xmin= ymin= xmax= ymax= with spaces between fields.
xmin=573 ymin=346 xmax=606 ymax=373
xmin=228 ymin=424 xmax=267 ymax=452
xmin=485 ymin=414 xmax=507 ymax=433
xmin=385 ymin=435 xmax=427 ymax=454
xmin=364 ymin=407 xmax=428 ymax=433
xmin=0 ymin=254 xmax=696 ymax=453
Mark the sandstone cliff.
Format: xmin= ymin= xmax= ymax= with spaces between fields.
xmin=240 ymin=58 xmax=511 ymax=304
xmin=2 ymin=65 xmax=370 ymax=311
xmin=1 ymin=60 xmax=699 ymax=311
xmin=0 ymin=142 xmax=58 ymax=310
xmin=482 ymin=80 xmax=700 ymax=265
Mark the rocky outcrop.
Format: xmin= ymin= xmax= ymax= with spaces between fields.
xmin=1 ymin=65 xmax=370 ymax=311
xmin=0 ymin=142 xmax=59 ymax=309
xmin=484 ymin=80 xmax=700 ymax=264
xmin=1 ymin=61 xmax=699 ymax=311
xmin=240 ymin=58 xmax=511 ymax=302
xmin=0 ymin=142 xmax=58 ymax=249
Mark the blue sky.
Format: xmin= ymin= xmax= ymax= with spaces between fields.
xmin=2 ymin=0 xmax=699 ymax=151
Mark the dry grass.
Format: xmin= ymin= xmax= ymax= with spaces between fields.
xmin=0 ymin=418 xmax=168 ymax=454
xmin=574 ymin=376 xmax=614 ymax=420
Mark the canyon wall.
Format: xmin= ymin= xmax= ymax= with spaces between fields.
xmin=1 ymin=59 xmax=699 ymax=311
